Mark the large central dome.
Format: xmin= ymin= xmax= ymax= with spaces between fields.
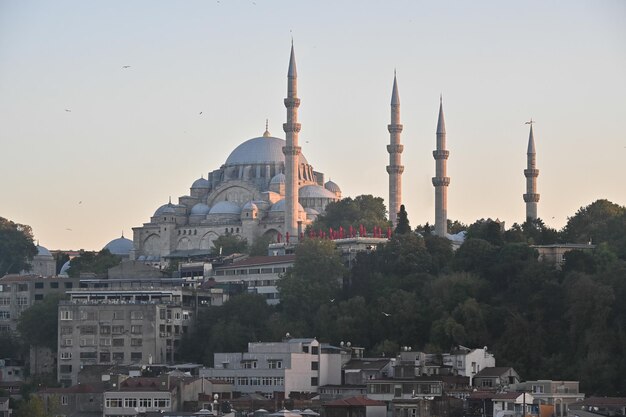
xmin=224 ymin=136 xmax=309 ymax=166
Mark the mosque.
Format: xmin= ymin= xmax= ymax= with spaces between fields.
xmin=127 ymin=44 xmax=540 ymax=266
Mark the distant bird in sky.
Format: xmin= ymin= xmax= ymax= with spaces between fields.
xmin=329 ymin=298 xmax=335 ymax=303
xmin=199 ymin=111 xmax=203 ymax=115
xmin=122 ymin=65 xmax=131 ymax=69
xmin=78 ymin=201 xmax=82 ymax=204
xmin=65 ymin=109 xmax=71 ymax=112
xmin=382 ymin=312 xmax=391 ymax=317
xmin=65 ymin=228 xmax=72 ymax=231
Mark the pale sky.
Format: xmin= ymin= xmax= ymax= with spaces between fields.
xmin=1 ymin=0 xmax=625 ymax=251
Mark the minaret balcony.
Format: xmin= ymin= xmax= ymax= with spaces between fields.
xmin=387 ymin=124 xmax=404 ymax=133
xmin=523 ymin=193 xmax=540 ymax=203
xmin=524 ymin=168 xmax=539 ymax=177
xmin=282 ymin=146 xmax=302 ymax=156
xmin=283 ymin=123 xmax=302 ymax=133
xmin=387 ymin=144 xmax=404 ymax=154
xmin=283 ymin=98 xmax=301 ymax=108
xmin=386 ymin=165 xmax=405 ymax=174
xmin=432 ymin=177 xmax=450 ymax=186
xmin=433 ymin=150 xmax=450 ymax=159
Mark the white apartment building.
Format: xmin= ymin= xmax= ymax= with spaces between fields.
xmin=200 ymin=338 xmax=342 ymax=398
xmin=442 ymin=346 xmax=494 ymax=384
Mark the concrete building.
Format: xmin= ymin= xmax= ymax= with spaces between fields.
xmin=472 ymin=367 xmax=520 ymax=389
xmin=0 ymin=274 xmax=80 ymax=333
xmin=531 ymin=243 xmax=595 ymax=269
xmin=131 ymin=45 xmax=341 ymax=267
xmin=492 ymin=392 xmax=538 ymax=417
xmin=387 ymin=72 xmax=404 ymax=227
xmin=211 ymin=255 xmax=295 ymax=305
xmin=432 ymin=96 xmax=450 ymax=238
xmin=523 ymin=121 xmax=540 ymax=221
xmin=200 ymin=338 xmax=342 ymax=399
xmin=512 ymin=380 xmax=585 ymax=417
xmin=324 ymin=396 xmax=387 ymax=417
xmin=57 ymin=292 xmax=191 ymax=386
xmin=38 ymin=383 xmax=105 ymax=417
xmin=0 ymin=397 xmax=11 ymax=417
xmin=21 ymin=244 xmax=56 ymax=277
xmin=441 ymin=346 xmax=495 ymax=384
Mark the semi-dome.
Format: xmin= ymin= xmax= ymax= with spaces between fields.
xmin=209 ymin=201 xmax=242 ymax=215
xmin=299 ymin=184 xmax=337 ymax=199
xmin=270 ymin=199 xmax=305 ymax=213
xmin=191 ymin=177 xmax=210 ymax=189
xmin=324 ymin=180 xmax=341 ymax=194
xmin=36 ymin=245 xmax=53 ymax=258
xmin=190 ymin=203 xmax=211 ymax=215
xmin=243 ymin=201 xmax=258 ymax=211
xmin=154 ymin=203 xmax=176 ymax=216
xmin=305 ymin=207 xmax=320 ymax=215
xmin=59 ymin=260 xmax=71 ymax=277
xmin=270 ymin=173 xmax=286 ymax=184
xmin=225 ymin=136 xmax=309 ymax=166
xmin=104 ymin=235 xmax=133 ymax=256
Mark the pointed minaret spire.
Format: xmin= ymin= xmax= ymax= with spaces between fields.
xmin=283 ymin=41 xmax=302 ymax=241
xmin=387 ymin=71 xmax=404 ymax=227
xmin=523 ymin=120 xmax=540 ymax=221
xmin=432 ymin=96 xmax=450 ymax=237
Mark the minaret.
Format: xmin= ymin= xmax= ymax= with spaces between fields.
xmin=282 ymin=42 xmax=301 ymax=240
xmin=386 ymin=71 xmax=404 ymax=226
xmin=432 ymin=96 xmax=450 ymax=237
xmin=523 ymin=121 xmax=540 ymax=220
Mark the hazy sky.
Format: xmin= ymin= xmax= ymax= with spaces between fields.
xmin=1 ymin=0 xmax=625 ymax=251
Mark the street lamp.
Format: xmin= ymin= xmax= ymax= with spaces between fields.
xmin=214 ymin=393 xmax=220 ymax=416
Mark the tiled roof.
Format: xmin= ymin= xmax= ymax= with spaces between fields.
xmin=492 ymin=392 xmax=523 ymax=400
xmin=579 ymin=397 xmax=626 ymax=406
xmin=474 ymin=367 xmax=515 ymax=377
xmin=216 ymin=255 xmax=295 ymax=269
xmin=40 ymin=384 xmax=105 ymax=394
xmin=324 ymin=396 xmax=386 ymax=407
xmin=343 ymin=359 xmax=390 ymax=370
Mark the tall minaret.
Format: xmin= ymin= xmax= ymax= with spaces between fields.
xmin=432 ymin=96 xmax=450 ymax=237
xmin=282 ymin=42 xmax=301 ymax=240
xmin=523 ymin=121 xmax=540 ymax=220
xmin=386 ymin=71 xmax=404 ymax=226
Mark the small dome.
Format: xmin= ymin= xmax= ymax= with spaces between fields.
xmin=225 ymin=136 xmax=309 ymax=166
xmin=209 ymin=201 xmax=242 ymax=215
xmin=324 ymin=180 xmax=341 ymax=194
xmin=243 ymin=201 xmax=258 ymax=211
xmin=36 ymin=245 xmax=53 ymax=258
xmin=270 ymin=199 xmax=305 ymax=213
xmin=305 ymin=207 xmax=320 ymax=215
xmin=299 ymin=184 xmax=338 ymax=199
xmin=270 ymin=173 xmax=286 ymax=184
xmin=191 ymin=203 xmax=211 ymax=215
xmin=59 ymin=260 xmax=71 ymax=277
xmin=191 ymin=177 xmax=210 ymax=189
xmin=154 ymin=203 xmax=176 ymax=216
xmin=104 ymin=235 xmax=133 ymax=256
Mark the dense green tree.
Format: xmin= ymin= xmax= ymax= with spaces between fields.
xmin=13 ymin=395 xmax=55 ymax=417
xmin=248 ymin=234 xmax=273 ymax=256
xmin=0 ymin=217 xmax=37 ymax=276
xmin=0 ymin=333 xmax=21 ymax=358
xmin=67 ymin=249 xmax=122 ymax=277
xmin=311 ymin=194 xmax=390 ymax=233
xmin=562 ymin=199 xmax=626 ymax=244
xmin=277 ymin=239 xmax=343 ymax=327
xmin=211 ymin=233 xmax=248 ymax=256
xmin=394 ymin=204 xmax=411 ymax=235
xmin=447 ymin=219 xmax=468 ymax=235
xmin=17 ymin=294 xmax=64 ymax=352
xmin=466 ymin=219 xmax=505 ymax=246
xmin=424 ymin=235 xmax=453 ymax=274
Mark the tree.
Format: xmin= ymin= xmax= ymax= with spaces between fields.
xmin=210 ymin=233 xmax=248 ymax=256
xmin=67 ymin=249 xmax=122 ymax=277
xmin=562 ymin=200 xmax=626 ymax=244
xmin=394 ymin=204 xmax=411 ymax=235
xmin=447 ymin=219 xmax=468 ymax=235
xmin=17 ymin=294 xmax=64 ymax=352
xmin=311 ymin=194 xmax=390 ymax=233
xmin=14 ymin=395 xmax=56 ymax=417
xmin=248 ymin=234 xmax=273 ymax=256
xmin=466 ymin=219 xmax=505 ymax=246
xmin=0 ymin=217 xmax=37 ymax=276
xmin=277 ymin=239 xmax=344 ymax=327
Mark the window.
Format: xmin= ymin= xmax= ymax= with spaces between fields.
xmin=139 ymin=398 xmax=152 ymax=408
xmin=60 ymin=310 xmax=72 ymax=320
xmin=60 ymin=352 xmax=72 ymax=360
xmin=131 ymin=338 xmax=143 ymax=347
xmin=131 ymin=325 xmax=142 ymax=334
xmin=80 ymin=310 xmax=96 ymax=320
xmin=34 ymin=294 xmax=43 ymax=301
xmin=112 ymin=311 xmax=123 ymax=320
xmin=61 ymin=395 xmax=68 ymax=405
xmin=100 ymin=326 xmax=111 ymax=335
xmin=61 ymin=326 xmax=73 ymax=335
xmin=80 ymin=326 xmax=96 ymax=335
xmin=311 ymin=346 xmax=319 ymax=355
xmin=160 ymin=309 xmax=166 ymax=320
xmin=50 ymin=282 xmax=59 ymax=289
xmin=131 ymin=352 xmax=143 ymax=362
xmin=302 ymin=346 xmax=309 ymax=353
xmin=100 ymin=352 xmax=111 ymax=362
xmin=62 ymin=338 xmax=73 ymax=346
xmin=311 ymin=377 xmax=318 ymax=386
xmin=80 ymin=352 xmax=97 ymax=360
xmin=155 ymin=398 xmax=170 ymax=408
xmin=261 ymin=268 xmax=272 ymax=274
xmin=311 ymin=361 xmax=319 ymax=371
xmin=64 ymin=282 xmax=73 ymax=289
xmin=16 ymin=297 xmax=28 ymax=306
xmin=481 ymin=379 xmax=494 ymax=387
xmin=112 ymin=338 xmax=124 ymax=347
xmin=124 ymin=398 xmax=137 ymax=408
xmin=112 ymin=326 xmax=124 ymax=334
xmin=242 ymin=360 xmax=257 ymax=369
xmin=105 ymin=398 xmax=123 ymax=408
xmin=130 ymin=311 xmax=144 ymax=320
xmin=268 ymin=360 xmax=283 ymax=369
xmin=0 ymin=311 xmax=11 ymax=320
xmin=35 ymin=282 xmax=44 ymax=289
xmin=80 ymin=338 xmax=95 ymax=347
xmin=100 ymin=338 xmax=111 ymax=346
xmin=17 ymin=284 xmax=28 ymax=292
xmin=532 ymin=385 xmax=545 ymax=394
xmin=0 ymin=298 xmax=9 ymax=305
xmin=112 ymin=352 xmax=124 ymax=362
xmin=59 ymin=365 xmax=72 ymax=373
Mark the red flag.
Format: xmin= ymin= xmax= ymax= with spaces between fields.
xmin=277 ymin=232 xmax=282 ymax=243
xmin=286 ymin=231 xmax=290 ymax=243
xmin=387 ymin=227 xmax=392 ymax=238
